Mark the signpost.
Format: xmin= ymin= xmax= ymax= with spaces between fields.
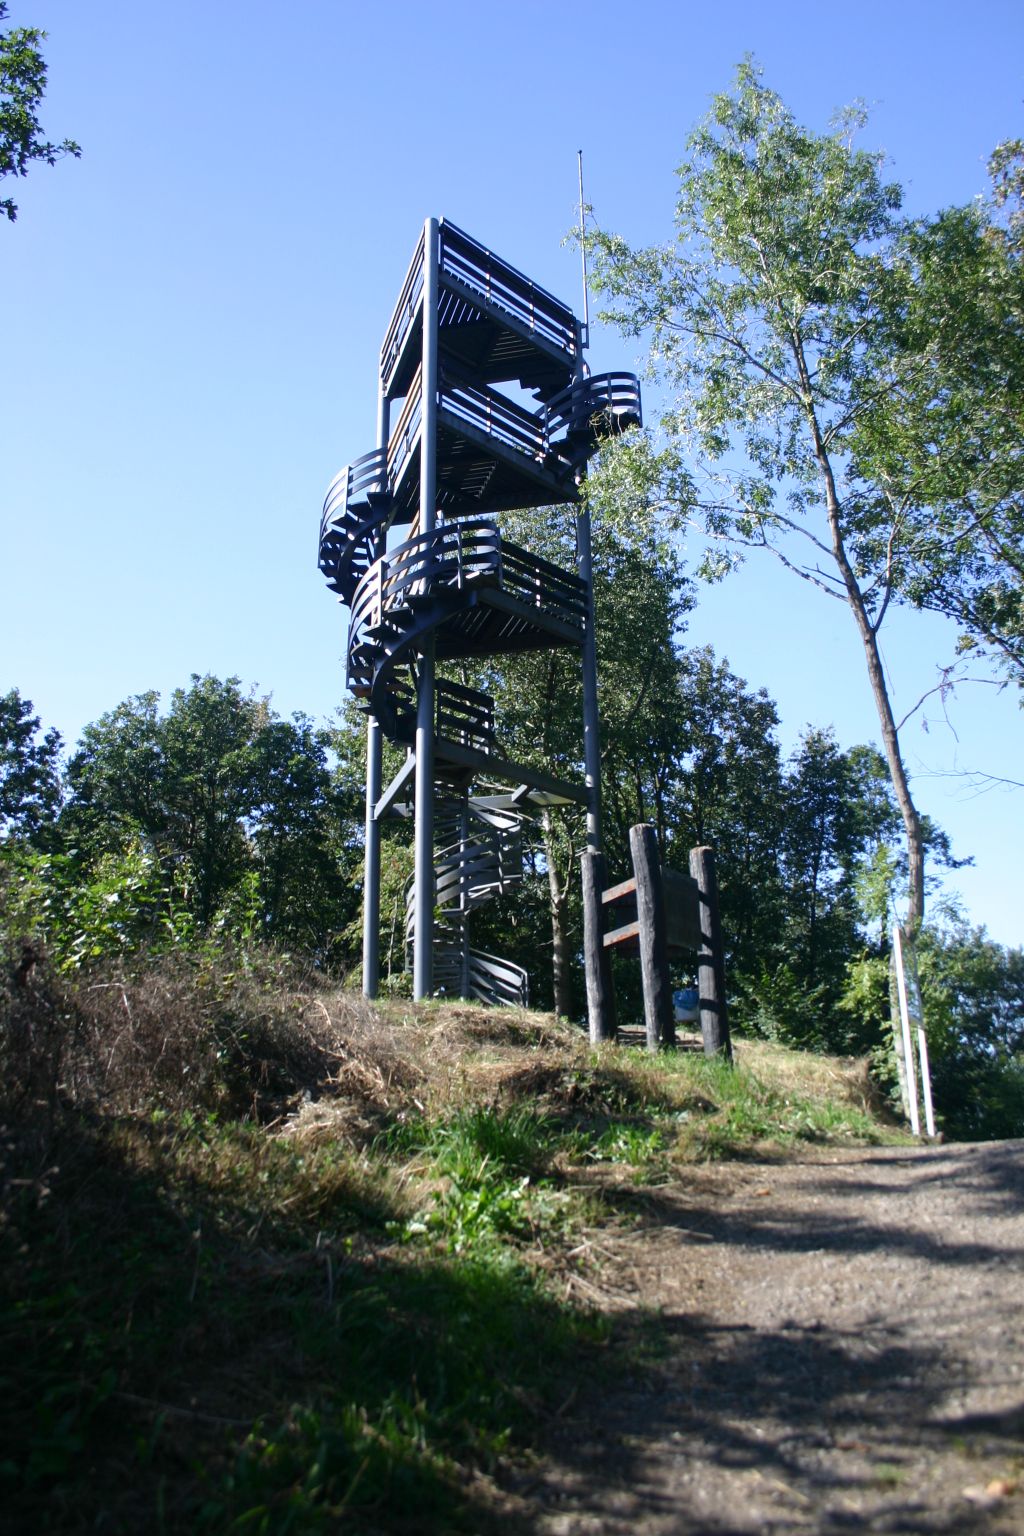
xmin=601 ymin=826 xmax=731 ymax=1060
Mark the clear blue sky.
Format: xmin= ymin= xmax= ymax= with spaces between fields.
xmin=3 ymin=1 xmax=1023 ymax=944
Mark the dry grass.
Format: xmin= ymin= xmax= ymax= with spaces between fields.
xmin=733 ymin=1039 xmax=891 ymax=1118
xmin=1 ymin=954 xmax=912 ymax=1536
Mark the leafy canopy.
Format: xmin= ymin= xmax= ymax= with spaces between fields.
xmin=0 ymin=1 xmax=79 ymax=222
xmin=0 ymin=687 xmax=62 ymax=841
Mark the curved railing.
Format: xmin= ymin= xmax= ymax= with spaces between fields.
xmin=543 ymin=372 xmax=643 ymax=445
xmin=317 ymin=448 xmax=391 ymax=604
xmin=346 ymin=519 xmax=586 ymax=724
xmin=320 ymin=358 xmax=633 ymax=1012
xmin=405 ymin=798 xmax=529 ymax=1007
xmin=341 ymin=513 xmax=566 ymax=1005
xmin=326 ymin=375 xmax=642 ymax=566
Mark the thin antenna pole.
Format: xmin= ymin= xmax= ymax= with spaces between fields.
xmin=577 ymin=149 xmax=590 ymax=349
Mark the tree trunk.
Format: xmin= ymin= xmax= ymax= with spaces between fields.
xmin=795 ymin=351 xmax=927 ymax=928
xmin=630 ymin=823 xmax=675 ymax=1052
xmin=543 ymin=810 xmax=573 ymax=1018
xmin=689 ymin=843 xmax=732 ymax=1060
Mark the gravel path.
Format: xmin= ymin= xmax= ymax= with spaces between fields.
xmin=515 ymin=1140 xmax=1024 ymax=1534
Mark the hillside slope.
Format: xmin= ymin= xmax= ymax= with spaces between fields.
xmin=3 ymin=963 xmax=1020 ymax=1532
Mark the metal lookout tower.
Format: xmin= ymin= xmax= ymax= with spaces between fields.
xmin=318 ymin=218 xmax=641 ymax=1011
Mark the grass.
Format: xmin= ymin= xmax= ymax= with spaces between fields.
xmin=1 ymin=957 xmax=908 ymax=1533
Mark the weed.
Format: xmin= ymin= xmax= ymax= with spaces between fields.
xmin=587 ymin=1123 xmax=668 ymax=1169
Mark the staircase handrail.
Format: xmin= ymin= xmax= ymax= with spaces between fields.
xmin=380 ymin=227 xmax=427 ymax=387
xmin=380 ymin=221 xmax=580 ymax=395
xmin=542 ymin=372 xmax=643 ymax=440
xmin=387 ymin=363 xmax=423 ymax=491
xmin=441 ymin=221 xmax=579 ymax=360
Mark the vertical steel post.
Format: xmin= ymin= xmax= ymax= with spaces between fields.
xmin=459 ymin=794 xmax=471 ymax=1000
xmin=361 ymin=385 xmax=390 ymax=999
xmin=576 ymin=501 xmax=602 ymax=851
xmin=413 ymin=217 xmax=440 ymax=1000
xmin=575 ymin=337 xmax=615 ymax=1039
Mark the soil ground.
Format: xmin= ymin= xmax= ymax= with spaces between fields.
xmin=505 ymin=1139 xmax=1024 ymax=1534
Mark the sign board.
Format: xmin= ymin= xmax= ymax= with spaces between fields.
xmin=663 ymin=868 xmax=701 ymax=952
xmin=602 ymin=867 xmax=700 ymax=953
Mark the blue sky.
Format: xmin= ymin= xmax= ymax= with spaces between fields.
xmin=3 ymin=0 xmax=1023 ymax=943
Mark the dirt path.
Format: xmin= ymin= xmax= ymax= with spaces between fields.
xmin=512 ymin=1140 xmax=1024 ymax=1534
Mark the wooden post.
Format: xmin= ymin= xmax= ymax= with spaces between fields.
xmin=630 ymin=824 xmax=674 ymax=1053
xmin=689 ymin=844 xmax=732 ymax=1061
xmin=581 ymin=849 xmax=616 ymax=1044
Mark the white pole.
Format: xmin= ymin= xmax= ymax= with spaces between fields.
xmin=893 ymin=924 xmax=921 ymax=1137
xmin=917 ymin=1026 xmax=936 ymax=1137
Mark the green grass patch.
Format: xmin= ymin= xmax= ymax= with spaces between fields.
xmin=1 ymin=970 xmax=906 ymax=1534
xmin=659 ymin=1055 xmax=899 ymax=1159
xmin=1 ymin=1110 xmax=602 ymax=1534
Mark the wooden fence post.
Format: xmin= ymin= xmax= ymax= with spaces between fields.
xmin=581 ymin=849 xmax=616 ymax=1044
xmin=630 ymin=824 xmax=674 ymax=1053
xmin=689 ymin=844 xmax=732 ymax=1061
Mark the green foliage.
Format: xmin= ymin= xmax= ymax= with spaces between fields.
xmin=59 ymin=676 xmax=360 ymax=959
xmin=913 ymin=917 xmax=1024 ymax=1140
xmin=737 ymin=962 xmax=833 ymax=1050
xmin=0 ymin=2 xmax=79 ymax=222
xmin=587 ymin=1122 xmax=668 ymax=1170
xmin=836 ymin=918 xmax=1024 ymax=1139
xmin=1 ymin=837 xmax=185 ymax=970
xmin=848 ymin=168 xmax=1024 ymax=681
xmin=0 ymin=688 xmax=62 ymax=841
xmin=0 ymin=941 xmax=918 ymax=1534
xmin=667 ymin=1054 xmax=891 ymax=1159
xmin=588 ymin=58 xmax=967 ymax=925
xmin=387 ymin=1105 xmax=565 ymax=1253
xmin=1 ymin=1111 xmax=594 ymax=1534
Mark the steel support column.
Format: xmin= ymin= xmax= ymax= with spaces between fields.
xmin=413 ymin=216 xmax=440 ymax=1000
xmin=361 ymin=384 xmax=391 ymax=999
xmin=459 ymin=794 xmax=472 ymax=1000
xmin=362 ymin=714 xmax=383 ymax=996
xmin=576 ymin=502 xmax=602 ymax=851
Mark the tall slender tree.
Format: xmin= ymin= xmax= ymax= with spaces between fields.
xmin=590 ymin=63 xmax=937 ymax=924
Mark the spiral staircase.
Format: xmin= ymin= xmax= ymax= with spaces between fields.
xmin=319 ymin=218 xmax=640 ymax=1004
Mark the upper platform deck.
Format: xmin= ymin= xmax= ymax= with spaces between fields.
xmin=381 ymin=220 xmax=582 ymax=403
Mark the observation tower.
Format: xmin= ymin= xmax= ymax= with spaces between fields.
xmin=318 ymin=218 xmax=640 ymax=1006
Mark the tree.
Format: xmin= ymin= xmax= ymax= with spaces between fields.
xmin=668 ymin=645 xmax=786 ymax=986
xmin=590 ymin=62 xmax=939 ymax=925
xmin=0 ymin=688 xmax=62 ymax=841
xmin=916 ymin=918 xmax=1024 ymax=1140
xmin=0 ymin=3 xmax=79 ymax=222
xmin=249 ymin=710 xmax=361 ymax=953
xmin=840 ymin=911 xmax=1024 ymax=1139
xmin=61 ymin=676 xmax=359 ymax=951
xmin=848 ymin=159 xmax=1024 ymax=680
xmin=458 ymin=498 xmax=694 ymax=1016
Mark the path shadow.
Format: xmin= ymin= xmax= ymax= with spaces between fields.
xmin=601 ymin=1154 xmax=1024 ymax=1272
xmin=519 ymin=1308 xmax=1023 ymax=1534
xmin=512 ymin=1149 xmax=1024 ymax=1534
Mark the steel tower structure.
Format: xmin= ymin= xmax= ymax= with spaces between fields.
xmin=318 ymin=218 xmax=640 ymax=1004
